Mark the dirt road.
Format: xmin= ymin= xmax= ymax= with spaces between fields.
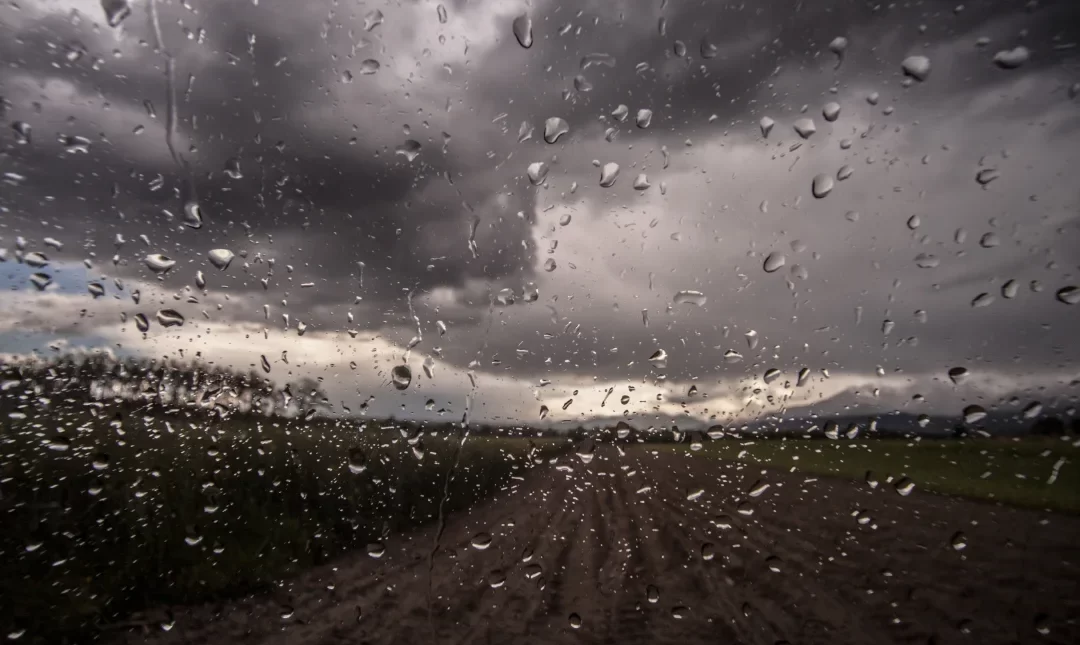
xmin=113 ymin=445 xmax=1080 ymax=645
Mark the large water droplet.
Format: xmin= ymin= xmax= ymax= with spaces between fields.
xmin=948 ymin=367 xmax=969 ymax=385
xmin=793 ymin=118 xmax=816 ymax=139
xmin=512 ymin=14 xmax=533 ymax=48
xmin=359 ymin=59 xmax=380 ymax=75
xmin=145 ymin=254 xmax=176 ymax=273
xmin=544 ymin=117 xmax=569 ymax=144
xmin=470 ymin=533 xmax=492 ymax=550
xmin=673 ymin=290 xmax=706 ymax=306
xmin=633 ymin=173 xmax=650 ymax=190
xmin=646 ymin=584 xmax=660 ymax=603
xmin=391 ymin=365 xmax=412 ymax=390
xmin=396 ymin=140 xmax=422 ymax=162
xmin=134 ymin=313 xmax=149 ymax=332
xmin=822 ymin=102 xmax=841 ymax=122
xmin=101 ymin=0 xmax=131 ymax=27
xmin=975 ymin=168 xmax=999 ymax=185
xmin=811 ymin=173 xmax=834 ymax=198
xmin=700 ymin=37 xmax=718 ymax=59
xmin=635 ymin=109 xmax=653 ymax=129
xmin=759 ymin=116 xmax=774 ymax=138
xmin=599 ymin=162 xmax=620 ymax=187
xmin=1056 ymin=286 xmax=1079 ymax=305
xmin=363 ymin=9 xmax=384 ymax=31
xmin=648 ymin=349 xmax=668 ymax=368
xmin=208 ymin=249 xmax=234 ymax=270
xmin=993 ymin=46 xmax=1029 ymax=69
xmin=527 ymin=162 xmax=549 ymax=185
xmin=963 ymin=404 xmax=987 ymax=424
xmin=914 ymin=253 xmax=939 ymax=268
xmin=348 ymin=448 xmax=367 ymax=474
xmin=763 ymin=252 xmax=786 ymax=273
xmin=156 ymin=309 xmax=185 ymax=327
xmin=971 ymin=293 xmax=995 ymax=308
xmin=612 ymin=104 xmax=629 ymax=122
xmin=568 ymin=613 xmax=582 ymax=629
xmin=901 ymin=55 xmax=931 ymax=81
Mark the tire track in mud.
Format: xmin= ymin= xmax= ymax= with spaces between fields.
xmin=113 ymin=445 xmax=1080 ymax=645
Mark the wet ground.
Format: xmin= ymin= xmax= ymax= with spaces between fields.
xmin=112 ymin=445 xmax=1080 ymax=645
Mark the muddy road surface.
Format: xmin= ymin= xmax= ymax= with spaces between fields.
xmin=112 ymin=445 xmax=1080 ymax=645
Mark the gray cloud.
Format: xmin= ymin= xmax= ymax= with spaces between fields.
xmin=2 ymin=0 xmax=1079 ymax=425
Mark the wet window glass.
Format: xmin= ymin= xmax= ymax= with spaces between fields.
xmin=2 ymin=0 xmax=1079 ymax=643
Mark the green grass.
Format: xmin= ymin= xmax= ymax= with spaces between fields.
xmin=668 ymin=437 xmax=1080 ymax=513
xmin=0 ymin=402 xmax=569 ymax=643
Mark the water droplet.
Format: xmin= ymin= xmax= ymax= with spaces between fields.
xmin=363 ymin=9 xmax=384 ymax=31
xmin=568 ymin=613 xmax=582 ymax=629
xmin=993 ymin=46 xmax=1029 ymax=69
xmin=437 ymin=4 xmax=448 ymax=24
xmin=701 ymin=542 xmax=716 ymax=560
xmin=523 ymin=282 xmax=539 ymax=302
xmin=1034 ymin=614 xmax=1051 ymax=636
xmin=487 ymin=570 xmax=506 ymax=588
xmin=763 ymin=252 xmax=786 ymax=273
xmin=575 ymin=439 xmax=596 ymax=464
xmin=895 ymin=477 xmax=915 ymax=496
xmin=527 ymin=162 xmax=549 ymax=185
xmin=345 ymin=447 xmax=367 ymax=474
xmin=612 ymin=105 xmax=629 ymax=121
xmin=134 ymin=313 xmax=149 ymax=332
xmin=145 ymin=254 xmax=176 ymax=273
xmin=671 ymin=606 xmax=688 ymax=620
xmin=539 ymin=405 xmax=549 ymax=420
xmin=837 ymin=164 xmax=853 ymax=181
xmin=948 ymin=367 xmax=969 ymax=385
xmin=391 ymin=365 xmax=412 ymax=390
xmin=914 ymin=253 xmax=939 ymax=268
xmin=633 ymin=173 xmax=650 ymax=190
xmin=811 ymin=173 xmax=834 ymax=198
xmin=22 ymin=251 xmax=48 ymax=268
xmin=646 ymin=584 xmax=660 ymax=603
xmin=101 ymin=0 xmax=131 ymax=27
xmin=635 ymin=109 xmax=653 ymax=129
xmin=793 ymin=118 xmax=817 ymax=139
xmin=223 ymin=157 xmax=243 ymax=179
xmin=971 ymin=293 xmax=995 ymax=308
xmin=471 ymin=533 xmax=492 ymax=550
xmin=976 ymin=168 xmax=999 ymax=185
xmin=901 ymin=55 xmax=931 ymax=81
xmin=544 ymin=258 xmax=557 ymax=272
xmin=748 ymin=480 xmax=770 ymax=497
xmin=208 ymin=249 xmax=234 ymax=270
xmin=358 ymin=59 xmax=380 ymax=75
xmin=963 ymin=405 xmax=987 ymax=424
xmin=512 ymin=14 xmax=533 ymax=48
xmin=599 ymin=162 xmax=620 ymax=187
xmin=950 ymin=531 xmax=968 ymax=551
xmin=822 ymin=102 xmax=841 ymax=122
xmin=867 ymin=91 xmax=880 ymax=105
xmin=156 ymin=309 xmax=185 ymax=327
xmin=673 ymin=290 xmax=706 ymax=306
xmin=1056 ymin=286 xmax=1079 ymax=305
xmin=396 ymin=140 xmax=422 ymax=162
xmin=183 ymin=200 xmax=204 ymax=229
xmin=366 ymin=541 xmax=386 ymax=558
xmin=544 ymin=117 xmax=569 ymax=144
xmin=745 ymin=329 xmax=759 ymax=349
xmin=759 ymin=116 xmax=775 ymax=138
xmin=648 ymin=349 xmax=668 ymax=369
xmin=700 ymin=36 xmax=718 ymax=59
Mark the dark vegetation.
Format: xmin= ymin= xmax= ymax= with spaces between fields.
xmin=0 ymin=354 xmax=568 ymax=643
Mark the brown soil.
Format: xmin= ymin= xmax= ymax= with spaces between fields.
xmin=111 ymin=445 xmax=1080 ymax=645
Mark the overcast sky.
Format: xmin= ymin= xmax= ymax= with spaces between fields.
xmin=1 ymin=0 xmax=1079 ymax=428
